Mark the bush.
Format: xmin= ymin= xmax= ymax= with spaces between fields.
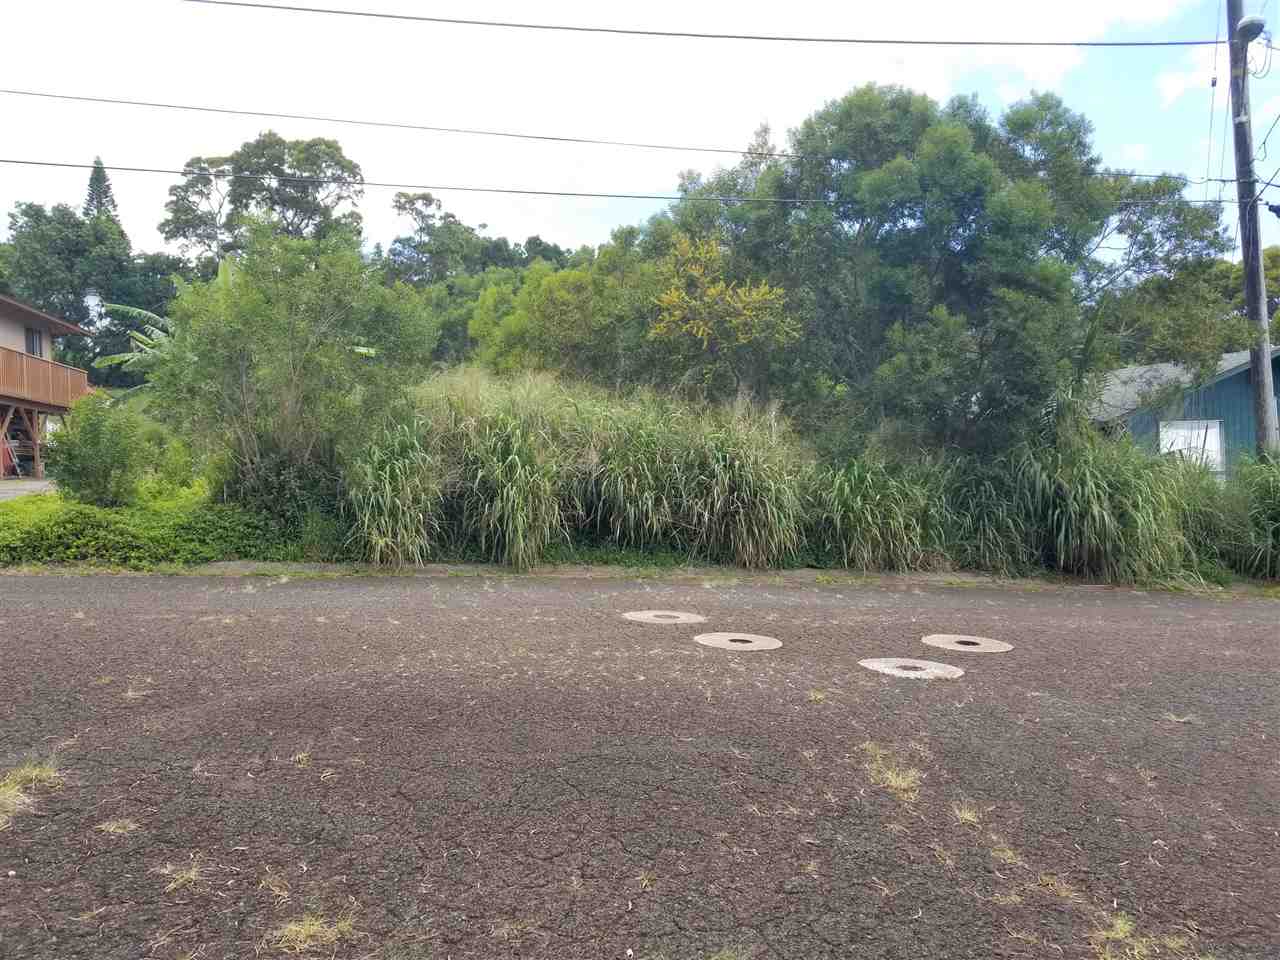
xmin=45 ymin=394 xmax=149 ymax=507
xmin=0 ymin=489 xmax=289 ymax=569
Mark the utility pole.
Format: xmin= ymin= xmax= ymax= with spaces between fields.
xmin=1227 ymin=0 xmax=1280 ymax=457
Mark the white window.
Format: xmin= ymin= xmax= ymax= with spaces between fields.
xmin=1159 ymin=419 xmax=1225 ymax=473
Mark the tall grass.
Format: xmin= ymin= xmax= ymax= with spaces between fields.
xmin=809 ymin=460 xmax=943 ymax=571
xmin=339 ymin=368 xmax=1280 ymax=582
xmin=345 ymin=422 xmax=445 ymax=566
xmin=1223 ymin=459 xmax=1280 ymax=579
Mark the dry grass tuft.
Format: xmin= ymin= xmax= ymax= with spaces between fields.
xmin=156 ymin=857 xmax=205 ymax=893
xmin=635 ymin=869 xmax=658 ymax=891
xmin=1088 ymin=913 xmax=1212 ymax=960
xmin=1037 ymin=873 xmax=1083 ymax=902
xmin=991 ymin=891 xmax=1024 ymax=906
xmin=3 ymin=760 xmax=62 ymax=790
xmin=806 ymin=689 xmax=828 ymax=704
xmin=95 ymin=818 xmax=140 ymax=835
xmin=860 ymin=742 xmax=924 ymax=803
xmin=290 ymin=752 xmax=312 ymax=769
xmin=950 ymin=799 xmax=981 ymax=827
xmin=272 ymin=911 xmax=356 ymax=953
xmin=259 ymin=867 xmax=291 ymax=905
xmin=0 ymin=759 xmax=62 ymax=830
xmin=928 ymin=843 xmax=955 ymax=868
xmin=988 ymin=835 xmax=1025 ymax=867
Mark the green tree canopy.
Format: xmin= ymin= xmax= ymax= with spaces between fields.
xmin=148 ymin=221 xmax=440 ymax=488
xmin=159 ymin=132 xmax=364 ymax=259
xmin=83 ymin=158 xmax=119 ymax=220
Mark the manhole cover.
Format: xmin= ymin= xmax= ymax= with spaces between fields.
xmin=921 ymin=634 xmax=1012 ymax=654
xmin=622 ymin=610 xmax=707 ymax=625
xmin=858 ymin=658 xmax=964 ymax=680
xmin=694 ymin=632 xmax=782 ymax=651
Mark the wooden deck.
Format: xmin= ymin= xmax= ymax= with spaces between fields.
xmin=0 ymin=344 xmax=90 ymax=411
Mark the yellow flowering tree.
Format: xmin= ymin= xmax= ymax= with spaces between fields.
xmin=651 ymin=233 xmax=797 ymax=400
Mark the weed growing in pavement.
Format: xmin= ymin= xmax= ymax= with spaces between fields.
xmin=271 ymin=910 xmax=356 ymax=952
xmin=950 ymin=799 xmax=981 ymax=827
xmin=1036 ymin=873 xmax=1083 ymax=902
xmin=156 ymin=857 xmax=205 ymax=893
xmin=0 ymin=759 xmax=62 ymax=830
xmin=928 ymin=843 xmax=955 ymax=868
xmin=859 ymin=741 xmax=924 ymax=803
xmin=806 ymin=689 xmax=828 ymax=704
xmin=1089 ymin=912 xmax=1215 ymax=960
xmin=988 ymin=835 xmax=1026 ymax=867
xmin=259 ymin=867 xmax=291 ymax=906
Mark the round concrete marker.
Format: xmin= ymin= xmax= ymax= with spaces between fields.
xmin=694 ymin=632 xmax=781 ymax=652
xmin=859 ymin=657 xmax=964 ymax=680
xmin=922 ymin=634 xmax=1012 ymax=654
xmin=622 ymin=610 xmax=707 ymax=625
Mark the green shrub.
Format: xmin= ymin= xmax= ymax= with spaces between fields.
xmin=45 ymin=394 xmax=149 ymax=507
xmin=0 ymin=492 xmax=288 ymax=569
xmin=217 ymin=446 xmax=341 ymax=534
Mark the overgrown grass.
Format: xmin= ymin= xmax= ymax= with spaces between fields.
xmin=336 ymin=370 xmax=1280 ymax=582
xmin=346 ymin=370 xmax=809 ymax=570
xmin=7 ymin=369 xmax=1280 ymax=583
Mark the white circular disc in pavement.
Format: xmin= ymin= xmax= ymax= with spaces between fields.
xmin=694 ymin=632 xmax=782 ymax=652
xmin=859 ymin=658 xmax=964 ymax=680
xmin=622 ymin=610 xmax=707 ymax=625
xmin=922 ymin=634 xmax=1012 ymax=654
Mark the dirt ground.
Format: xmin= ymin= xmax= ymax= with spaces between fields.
xmin=1 ymin=572 xmax=1276 ymax=959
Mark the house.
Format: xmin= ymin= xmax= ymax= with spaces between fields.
xmin=1 ymin=293 xmax=93 ymax=478
xmin=1096 ymin=347 xmax=1280 ymax=475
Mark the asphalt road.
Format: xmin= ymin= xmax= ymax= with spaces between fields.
xmin=1 ymin=572 xmax=1276 ymax=959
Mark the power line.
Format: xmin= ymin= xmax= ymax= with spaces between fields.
xmin=0 ymin=157 xmax=1235 ymax=205
xmin=1206 ymin=3 xmax=1224 ymax=200
xmin=0 ymin=158 xmax=829 ymax=204
xmin=0 ymin=88 xmax=1247 ymax=186
xmin=182 ymin=0 xmax=1223 ymax=47
xmin=0 ymin=88 xmax=797 ymax=161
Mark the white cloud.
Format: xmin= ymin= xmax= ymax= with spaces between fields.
xmin=0 ymin=0 xmax=1204 ymax=252
xmin=1156 ymin=44 xmax=1223 ymax=107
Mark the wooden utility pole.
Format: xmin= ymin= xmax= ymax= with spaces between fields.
xmin=1227 ymin=0 xmax=1280 ymax=456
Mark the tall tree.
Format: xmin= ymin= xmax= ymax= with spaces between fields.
xmin=4 ymin=202 xmax=190 ymax=385
xmin=159 ymin=132 xmax=364 ymax=259
xmin=148 ymin=221 xmax=439 ymax=498
xmin=83 ymin=158 xmax=119 ymax=220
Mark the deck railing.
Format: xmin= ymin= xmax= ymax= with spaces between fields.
xmin=0 ymin=344 xmax=91 ymax=410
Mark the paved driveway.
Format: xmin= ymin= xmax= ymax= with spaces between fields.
xmin=0 ymin=478 xmax=53 ymax=501
xmin=1 ymin=573 xmax=1276 ymax=959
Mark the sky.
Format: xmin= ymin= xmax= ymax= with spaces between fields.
xmin=4 ymin=0 xmax=1280 ymax=257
